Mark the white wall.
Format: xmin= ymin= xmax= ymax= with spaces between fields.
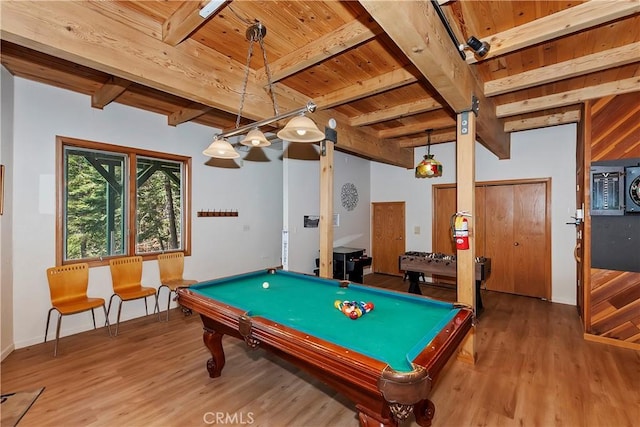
xmin=7 ymin=76 xmax=283 ymax=349
xmin=1 ymin=66 xmax=16 ymax=360
xmin=371 ymin=125 xmax=578 ymax=305
xmin=284 ymin=144 xmax=371 ymax=274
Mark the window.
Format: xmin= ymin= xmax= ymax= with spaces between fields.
xmin=57 ymin=136 xmax=191 ymax=266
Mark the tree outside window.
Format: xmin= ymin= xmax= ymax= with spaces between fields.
xmin=57 ymin=136 xmax=191 ymax=266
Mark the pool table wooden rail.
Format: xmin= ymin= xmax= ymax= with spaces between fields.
xmin=177 ymin=282 xmax=473 ymax=427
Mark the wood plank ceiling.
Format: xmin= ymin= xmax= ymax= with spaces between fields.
xmin=1 ymin=0 xmax=639 ymax=168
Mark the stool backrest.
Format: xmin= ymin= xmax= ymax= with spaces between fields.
xmin=157 ymin=252 xmax=185 ymax=283
xmin=109 ymin=256 xmax=143 ymax=292
xmin=46 ymin=263 xmax=90 ymax=305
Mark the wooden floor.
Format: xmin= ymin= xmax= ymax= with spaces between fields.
xmin=2 ymin=274 xmax=638 ymax=427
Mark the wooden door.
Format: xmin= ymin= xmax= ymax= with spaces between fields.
xmin=433 ymin=185 xmax=486 ymax=255
xmin=484 ymin=181 xmax=550 ymax=299
xmin=372 ymin=202 xmax=405 ymax=275
xmin=433 ymin=180 xmax=550 ymax=299
xmin=433 ymin=187 xmax=456 ymax=254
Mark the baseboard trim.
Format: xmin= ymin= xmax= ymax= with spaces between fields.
xmin=583 ymin=333 xmax=640 ymax=351
xmin=1 ymin=343 xmax=15 ymax=361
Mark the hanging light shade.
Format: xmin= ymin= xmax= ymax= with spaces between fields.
xmin=415 ymin=154 xmax=443 ymax=178
xmin=203 ymin=137 xmax=240 ymax=159
xmin=415 ymin=130 xmax=442 ymax=178
xmin=240 ymin=128 xmax=271 ymax=147
xmin=277 ymin=115 xmax=325 ymax=143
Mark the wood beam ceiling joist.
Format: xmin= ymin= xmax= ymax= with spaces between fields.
xmin=1 ymin=1 xmax=271 ymax=120
xmin=396 ymin=128 xmax=457 ymax=148
xmin=359 ymin=0 xmax=510 ymax=159
xmin=168 ymin=102 xmax=213 ymax=126
xmin=255 ymin=17 xmax=383 ymax=84
xmin=503 ymin=109 xmax=581 ymax=133
xmin=162 ymin=1 xmax=210 ymax=46
xmin=1 ymin=1 xmax=410 ymax=167
xmin=313 ymin=68 xmax=418 ymax=110
xmin=496 ymin=77 xmax=640 ymax=117
xmin=464 ymin=1 xmax=640 ymax=64
xmin=485 ymin=43 xmax=640 ymax=97
xmin=348 ymin=97 xmax=442 ymax=127
xmin=91 ymin=76 xmax=132 ymax=109
xmin=376 ymin=114 xmax=456 ymax=139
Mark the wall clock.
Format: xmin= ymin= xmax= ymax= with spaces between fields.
xmin=341 ymin=183 xmax=359 ymax=211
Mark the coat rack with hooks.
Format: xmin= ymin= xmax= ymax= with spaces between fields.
xmin=197 ymin=210 xmax=239 ymax=217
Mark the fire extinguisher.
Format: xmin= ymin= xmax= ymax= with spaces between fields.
xmin=451 ymin=212 xmax=470 ymax=250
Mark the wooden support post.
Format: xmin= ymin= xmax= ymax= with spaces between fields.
xmin=319 ymin=140 xmax=335 ymax=278
xmin=456 ymin=109 xmax=477 ymax=364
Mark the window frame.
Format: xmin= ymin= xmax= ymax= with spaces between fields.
xmin=56 ymin=136 xmax=192 ymax=267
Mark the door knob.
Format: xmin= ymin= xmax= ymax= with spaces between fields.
xmin=514 ymin=242 xmax=519 ymax=246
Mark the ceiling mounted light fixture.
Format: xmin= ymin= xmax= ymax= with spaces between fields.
xmin=430 ymin=0 xmax=490 ymax=60
xmin=415 ymin=130 xmax=443 ymax=178
xmin=465 ymin=36 xmax=491 ymax=58
xmin=203 ymin=21 xmax=324 ymax=159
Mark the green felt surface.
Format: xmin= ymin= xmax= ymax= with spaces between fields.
xmin=192 ymin=270 xmax=459 ymax=372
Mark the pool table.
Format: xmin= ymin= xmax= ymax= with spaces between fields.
xmin=176 ymin=269 xmax=473 ymax=427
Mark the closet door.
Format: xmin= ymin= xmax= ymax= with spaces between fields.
xmin=432 ymin=186 xmax=486 ymax=285
xmin=433 ymin=186 xmax=485 ymax=256
xmin=433 ymin=186 xmax=457 ymax=254
xmin=484 ymin=181 xmax=550 ymax=299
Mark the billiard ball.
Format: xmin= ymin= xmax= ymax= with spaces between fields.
xmin=262 ymin=282 xmax=270 ymax=289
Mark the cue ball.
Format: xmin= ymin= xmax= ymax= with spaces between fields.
xmin=262 ymin=281 xmax=270 ymax=289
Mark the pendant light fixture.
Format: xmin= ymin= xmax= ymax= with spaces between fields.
xmin=203 ymin=136 xmax=240 ymax=159
xmin=203 ymin=21 xmax=324 ymax=159
xmin=415 ymin=130 xmax=443 ymax=178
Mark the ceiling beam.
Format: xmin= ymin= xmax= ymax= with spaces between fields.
xmin=496 ymin=77 xmax=640 ymax=117
xmin=465 ymin=1 xmax=640 ymax=63
xmin=485 ymin=43 xmax=640 ymax=96
xmin=348 ymin=98 xmax=442 ymax=126
xmin=396 ymin=128 xmax=458 ymax=148
xmin=91 ymin=76 xmax=132 ymax=109
xmin=162 ymin=1 xmax=209 ymax=46
xmin=359 ymin=0 xmax=510 ymax=159
xmin=313 ymin=68 xmax=418 ymax=110
xmin=0 ymin=0 xmax=272 ymax=120
xmin=168 ymin=103 xmax=213 ymax=126
xmin=0 ymin=1 xmax=411 ymax=167
xmin=503 ymin=110 xmax=581 ymax=133
xmin=256 ymin=17 xmax=383 ymax=84
xmin=376 ymin=113 xmax=456 ymax=139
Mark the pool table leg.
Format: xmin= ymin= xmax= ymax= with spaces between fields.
xmin=356 ymin=404 xmax=397 ymax=427
xmin=413 ymin=399 xmax=435 ymax=426
xmin=202 ymin=325 xmax=226 ymax=378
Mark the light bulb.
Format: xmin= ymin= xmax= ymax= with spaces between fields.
xmin=251 ymin=138 xmax=260 ymax=146
xmin=296 ymin=129 xmax=307 ymax=136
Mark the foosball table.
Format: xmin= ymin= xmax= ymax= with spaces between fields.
xmin=399 ymin=252 xmax=491 ymax=313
